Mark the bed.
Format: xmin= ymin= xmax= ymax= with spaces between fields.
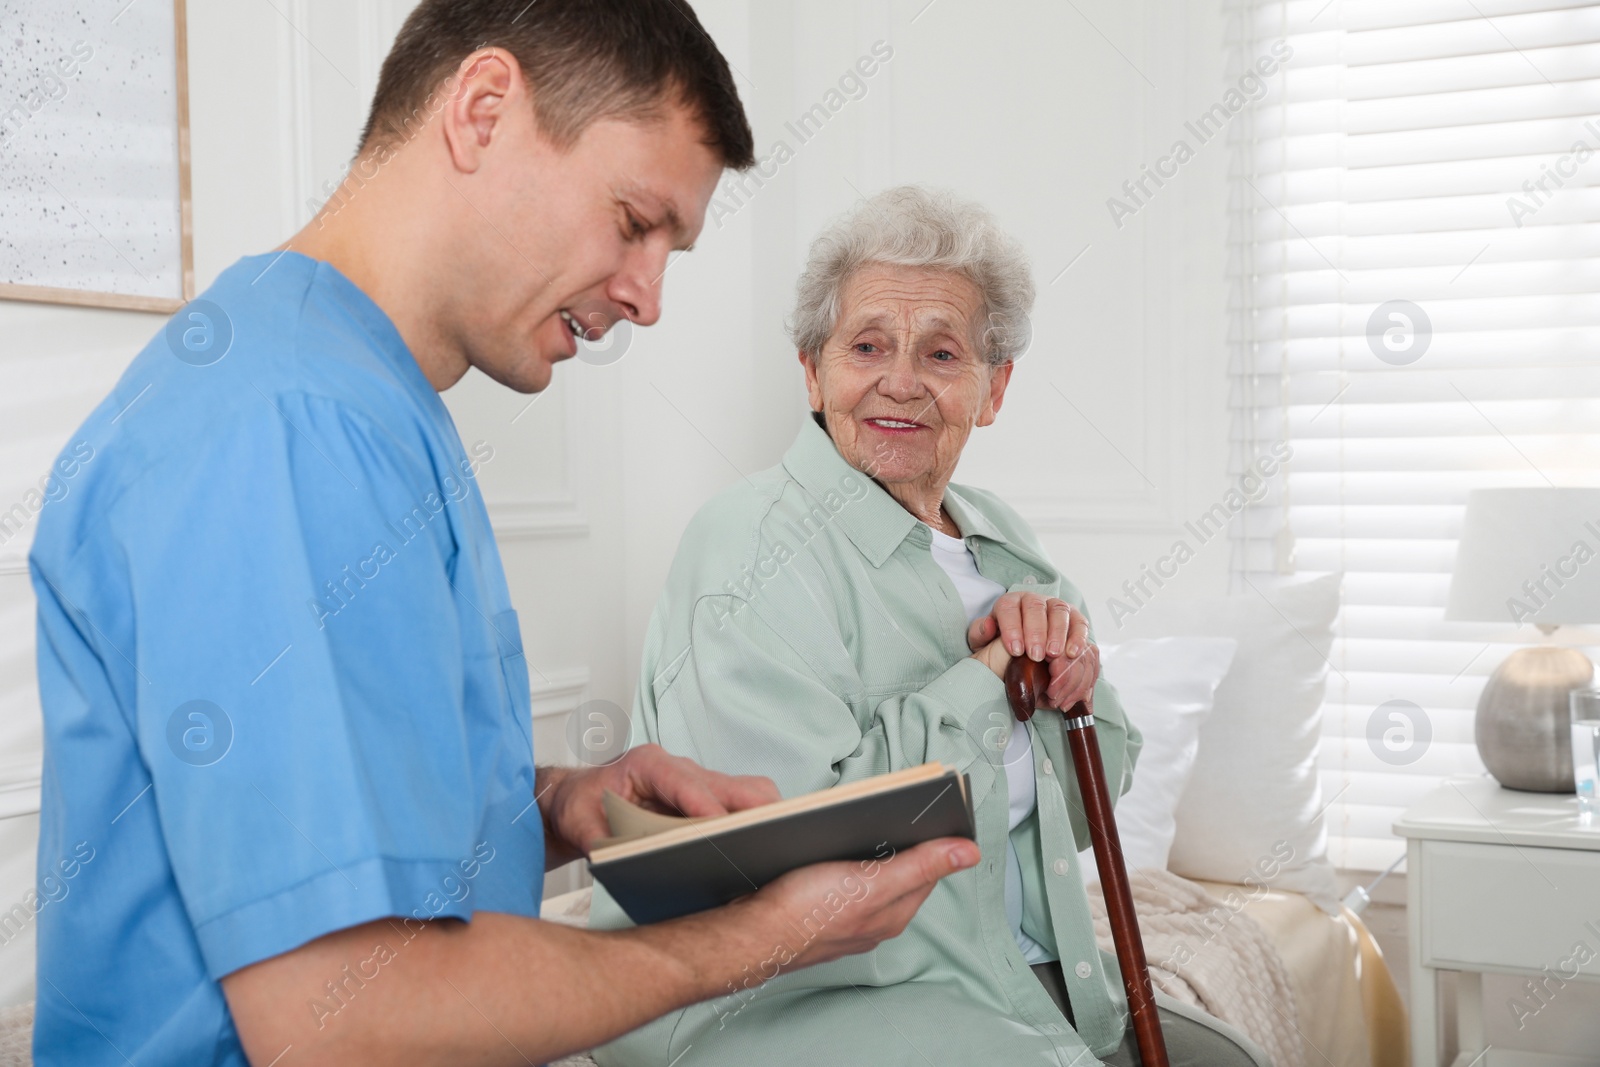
xmin=1186 ymin=878 xmax=1406 ymax=1067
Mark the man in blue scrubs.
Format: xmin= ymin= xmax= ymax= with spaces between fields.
xmin=28 ymin=2 xmax=980 ymax=1063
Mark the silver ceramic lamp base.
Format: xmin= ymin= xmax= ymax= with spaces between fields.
xmin=1475 ymin=645 xmax=1595 ymax=792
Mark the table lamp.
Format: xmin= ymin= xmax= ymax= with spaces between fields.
xmin=1446 ymin=488 xmax=1600 ymax=791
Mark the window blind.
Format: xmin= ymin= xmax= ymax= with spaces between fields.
xmin=1228 ymin=0 xmax=1600 ymax=871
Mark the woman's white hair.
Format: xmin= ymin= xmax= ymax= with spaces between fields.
xmin=787 ymin=185 xmax=1035 ymax=366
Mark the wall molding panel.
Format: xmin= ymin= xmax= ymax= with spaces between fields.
xmin=489 ymin=499 xmax=590 ymax=541
xmin=275 ymin=0 xmax=316 ymax=234
xmin=528 ymin=667 xmax=591 ymax=722
xmin=0 ymin=773 xmax=40 ymax=821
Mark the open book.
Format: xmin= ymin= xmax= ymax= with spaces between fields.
xmin=587 ymin=762 xmax=976 ymax=925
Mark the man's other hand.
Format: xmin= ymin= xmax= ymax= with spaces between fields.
xmin=538 ymin=746 xmax=780 ymax=867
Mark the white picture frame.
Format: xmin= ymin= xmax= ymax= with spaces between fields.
xmin=0 ymin=0 xmax=194 ymax=313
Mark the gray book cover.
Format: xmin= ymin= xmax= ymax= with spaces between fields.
xmin=590 ymin=766 xmax=975 ymax=925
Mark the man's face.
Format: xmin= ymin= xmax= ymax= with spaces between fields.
xmin=448 ymin=99 xmax=724 ymax=393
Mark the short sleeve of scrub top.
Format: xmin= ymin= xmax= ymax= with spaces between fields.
xmin=29 ymin=252 xmax=543 ymax=1065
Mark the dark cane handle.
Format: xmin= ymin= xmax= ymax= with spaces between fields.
xmin=1003 ymin=656 xmax=1051 ymax=723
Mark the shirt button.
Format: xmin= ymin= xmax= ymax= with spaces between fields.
xmin=1042 ymin=758 xmax=1054 ymax=776
xmin=1052 ymin=858 xmax=1069 ymax=876
xmin=1075 ymin=961 xmax=1093 ymax=979
xmin=1023 ymin=575 xmax=1038 ymax=585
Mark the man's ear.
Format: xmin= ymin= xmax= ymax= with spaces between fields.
xmin=976 ymin=360 xmax=1015 ymax=428
xmin=799 ymin=351 xmax=824 ymax=412
xmin=439 ymin=48 xmax=523 ymax=175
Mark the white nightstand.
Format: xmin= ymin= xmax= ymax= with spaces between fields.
xmin=1395 ymin=776 xmax=1600 ymax=1067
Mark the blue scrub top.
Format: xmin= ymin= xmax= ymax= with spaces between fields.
xmin=28 ymin=253 xmax=545 ymax=1064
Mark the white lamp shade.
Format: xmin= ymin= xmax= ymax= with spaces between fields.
xmin=1446 ymin=488 xmax=1600 ymax=626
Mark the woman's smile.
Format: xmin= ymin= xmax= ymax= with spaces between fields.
xmin=862 ymin=415 xmax=930 ymax=434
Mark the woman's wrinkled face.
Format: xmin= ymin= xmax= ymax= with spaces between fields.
xmin=802 ymin=264 xmax=1012 ymax=513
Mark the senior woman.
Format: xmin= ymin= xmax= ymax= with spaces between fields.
xmin=591 ymin=187 xmax=1269 ymax=1067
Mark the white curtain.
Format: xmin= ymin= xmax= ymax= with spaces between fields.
xmin=1228 ymin=0 xmax=1600 ymax=870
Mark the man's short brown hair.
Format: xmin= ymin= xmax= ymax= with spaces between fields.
xmin=360 ymin=0 xmax=755 ymax=169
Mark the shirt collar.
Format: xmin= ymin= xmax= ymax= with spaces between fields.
xmin=781 ymin=414 xmax=1009 ymax=567
xmin=942 ymin=484 xmax=1009 ymax=546
xmin=287 ymin=252 xmax=453 ymax=427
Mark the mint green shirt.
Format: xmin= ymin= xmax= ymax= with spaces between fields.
xmin=592 ymin=417 xmax=1141 ymax=1066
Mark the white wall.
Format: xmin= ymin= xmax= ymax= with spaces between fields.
xmin=767 ymin=0 xmax=1236 ymax=622
xmin=0 ymin=0 xmax=1237 ymax=1008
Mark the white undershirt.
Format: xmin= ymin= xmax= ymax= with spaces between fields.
xmin=926 ymin=526 xmax=1054 ymax=965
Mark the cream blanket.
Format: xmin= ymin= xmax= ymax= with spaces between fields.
xmin=1088 ymin=868 xmax=1305 ymax=1067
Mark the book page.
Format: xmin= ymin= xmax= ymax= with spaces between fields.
xmin=595 ymin=791 xmax=713 ymax=849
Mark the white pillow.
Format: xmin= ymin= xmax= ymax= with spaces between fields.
xmin=1109 ymin=573 xmax=1343 ymax=913
xmin=1077 ymin=637 xmax=1237 ymax=885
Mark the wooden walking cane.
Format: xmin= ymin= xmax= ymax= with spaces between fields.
xmin=1005 ymin=656 xmax=1170 ymax=1067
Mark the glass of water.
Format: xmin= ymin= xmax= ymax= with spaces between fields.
xmin=1570 ymin=688 xmax=1600 ymax=819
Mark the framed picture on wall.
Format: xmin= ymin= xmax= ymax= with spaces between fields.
xmin=0 ymin=0 xmax=194 ymax=313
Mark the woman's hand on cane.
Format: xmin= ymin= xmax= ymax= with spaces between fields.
xmin=968 ymin=592 xmax=1098 ymax=711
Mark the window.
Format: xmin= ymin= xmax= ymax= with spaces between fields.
xmin=1229 ymin=0 xmax=1600 ymax=870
